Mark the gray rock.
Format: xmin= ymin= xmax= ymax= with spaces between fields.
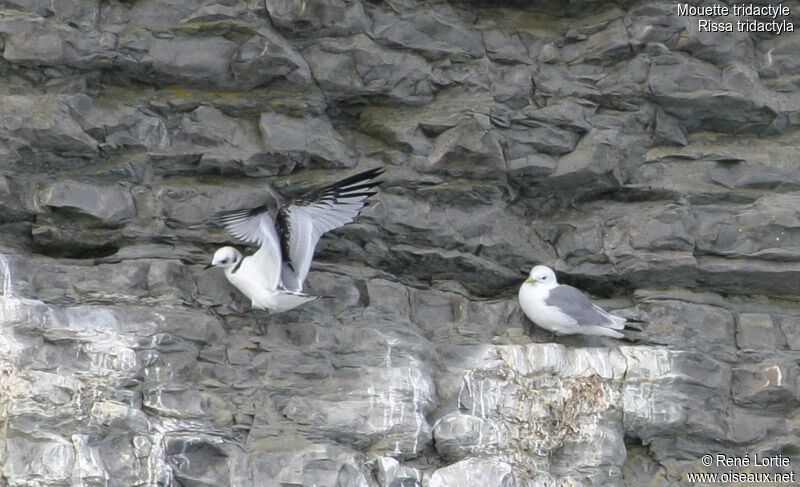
xmin=266 ymin=0 xmax=369 ymax=37
xmin=231 ymin=444 xmax=378 ymax=487
xmin=757 ymin=35 xmax=800 ymax=80
xmin=501 ymin=121 xmax=580 ymax=157
xmin=3 ymin=435 xmax=76 ymax=487
xmin=674 ymin=12 xmax=755 ymax=66
xmin=36 ymin=180 xmax=135 ymax=226
xmin=628 ymin=4 xmax=684 ymax=50
xmin=166 ymin=435 xmax=231 ymax=487
xmin=725 ymin=406 xmax=782 ymax=445
xmin=779 ymin=315 xmax=800 ymax=351
xmin=736 ymin=313 xmax=778 ymax=351
xmin=303 ymin=35 xmax=435 ymax=105
xmin=91 ymin=401 xmax=150 ymax=434
xmin=692 ymin=193 xmax=800 ymax=262
xmin=708 ymin=160 xmax=800 ymax=190
xmin=432 ymin=412 xmax=502 ymax=462
xmin=66 ymin=93 xmax=159 ymax=151
xmin=582 ymin=17 xmax=631 ymax=62
xmin=172 ymin=106 xmax=270 ymax=175
xmin=357 ymin=89 xmax=490 ymax=156
xmin=533 ymin=64 xmax=603 ymax=101
xmin=275 ymin=360 xmax=435 ymax=457
xmin=427 ymin=117 xmax=505 ymax=176
xmin=130 ymin=34 xmax=240 ymax=88
xmin=491 ymin=65 xmax=535 ymax=110
xmin=0 ymin=175 xmax=32 ymax=224
xmin=370 ymin=5 xmax=485 ymax=61
xmin=732 ymin=361 xmax=799 ymax=408
xmin=636 ymin=299 xmax=736 ymax=360
xmin=653 ymin=108 xmax=688 ymax=146
xmin=483 ymin=29 xmax=534 ymax=65
xmin=523 ymin=99 xmax=595 ymax=133
xmin=373 ymin=456 xmax=422 ymax=487
xmin=547 ymin=129 xmax=627 ymax=194
xmin=649 ymin=53 xmax=777 ymax=134
xmin=596 ymin=53 xmax=651 ymax=110
xmin=259 ymin=112 xmax=356 ymax=169
xmin=697 ymin=258 xmax=800 ymax=297
xmin=430 ymin=344 xmax=632 ymax=486
xmin=428 ymin=458 xmax=516 ymax=487
xmin=3 ymin=0 xmax=100 ymax=27
xmin=0 ymin=95 xmax=98 ymax=156
xmin=0 ymin=11 xmax=115 ymax=67
xmin=507 ymin=153 xmax=557 ymax=180
xmin=230 ymin=29 xmax=314 ymax=90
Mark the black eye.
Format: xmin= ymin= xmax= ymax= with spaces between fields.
xmin=222 ymin=259 xmax=228 ymax=263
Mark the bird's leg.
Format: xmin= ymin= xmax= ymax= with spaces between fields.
xmin=228 ymin=293 xmax=248 ymax=315
xmin=255 ymin=313 xmax=269 ymax=335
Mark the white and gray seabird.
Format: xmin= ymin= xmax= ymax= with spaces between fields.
xmin=519 ymin=265 xmax=626 ymax=338
xmin=207 ymin=168 xmax=383 ymax=313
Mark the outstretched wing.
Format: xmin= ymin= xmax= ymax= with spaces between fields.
xmin=276 ymin=168 xmax=383 ymax=291
xmin=215 ymin=206 xmax=283 ymax=289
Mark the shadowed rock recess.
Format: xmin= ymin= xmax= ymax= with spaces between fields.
xmin=2 ymin=0 xmax=800 ymax=485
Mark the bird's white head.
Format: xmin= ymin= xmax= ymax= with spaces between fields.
xmin=525 ymin=265 xmax=558 ymax=287
xmin=208 ymin=246 xmax=243 ymax=270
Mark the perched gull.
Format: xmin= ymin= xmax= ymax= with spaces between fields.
xmin=207 ymin=168 xmax=383 ymax=313
xmin=518 ymin=265 xmax=626 ymax=339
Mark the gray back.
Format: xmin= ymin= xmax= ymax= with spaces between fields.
xmin=545 ymin=285 xmax=610 ymax=326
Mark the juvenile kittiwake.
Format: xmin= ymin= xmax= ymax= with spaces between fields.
xmin=207 ymin=168 xmax=383 ymax=313
xmin=519 ymin=265 xmax=627 ymax=338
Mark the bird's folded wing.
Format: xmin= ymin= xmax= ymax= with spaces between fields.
xmin=545 ymin=285 xmax=623 ymax=328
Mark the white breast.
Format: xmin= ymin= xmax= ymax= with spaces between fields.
xmin=518 ymin=283 xmax=579 ymax=334
xmin=225 ymin=259 xmax=275 ymax=310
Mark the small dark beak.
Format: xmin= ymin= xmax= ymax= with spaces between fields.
xmin=203 ymin=264 xmax=215 ymax=270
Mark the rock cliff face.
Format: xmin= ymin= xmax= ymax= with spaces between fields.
xmin=2 ymin=0 xmax=800 ymax=485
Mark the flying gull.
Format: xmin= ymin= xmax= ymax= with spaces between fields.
xmin=518 ymin=265 xmax=626 ymax=338
xmin=207 ymin=168 xmax=383 ymax=313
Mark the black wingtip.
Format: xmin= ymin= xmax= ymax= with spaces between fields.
xmin=623 ymin=321 xmax=645 ymax=332
xmin=360 ymin=195 xmax=382 ymax=208
xmin=333 ymin=167 xmax=384 ymax=186
xmin=214 ymin=205 xmax=266 ymax=222
xmin=337 ymin=190 xmax=378 ymax=200
xmin=300 ymin=168 xmax=384 ymax=202
xmin=288 ymin=167 xmax=385 ymax=209
xmin=342 ymin=182 xmax=382 ymax=193
xmin=359 ymin=167 xmax=384 ymax=178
